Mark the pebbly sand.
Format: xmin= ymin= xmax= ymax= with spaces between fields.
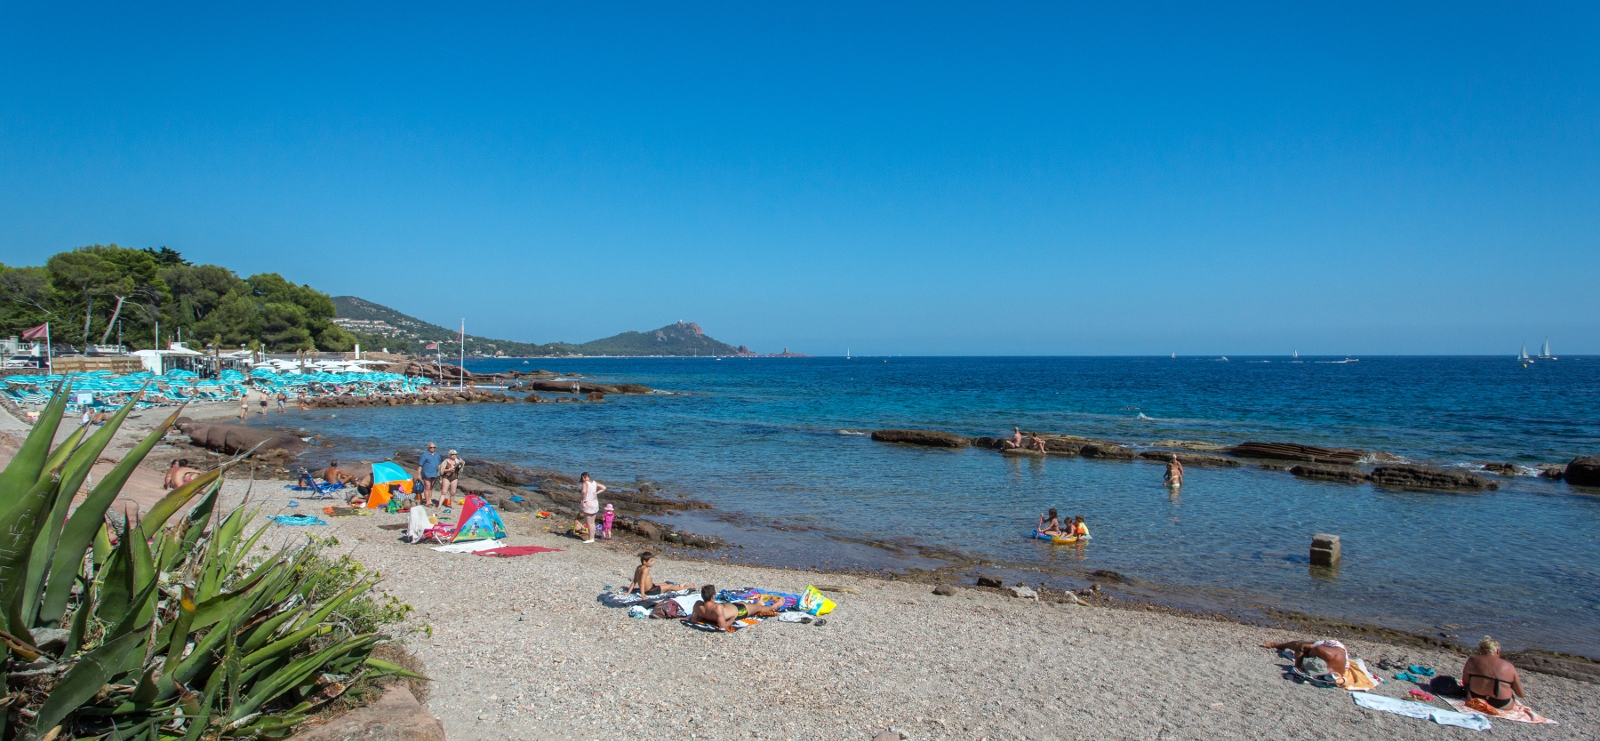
xmin=218 ymin=478 xmax=1600 ymax=741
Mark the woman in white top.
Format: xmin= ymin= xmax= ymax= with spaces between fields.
xmin=578 ymin=472 xmax=606 ymax=544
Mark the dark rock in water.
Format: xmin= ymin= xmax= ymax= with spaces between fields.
xmin=1479 ymin=462 xmax=1520 ymax=476
xmin=1088 ymin=570 xmax=1128 ymax=583
xmin=1001 ymin=447 xmax=1046 ymax=457
xmin=1229 ymin=441 xmax=1362 ymax=466
xmin=871 ymin=429 xmax=970 ymax=448
xmin=1290 ymin=464 xmax=1369 ymax=483
xmin=1080 ymin=443 xmax=1136 ymax=460
xmin=1258 ymin=463 xmax=1293 ymax=471
xmin=1565 ymin=456 xmax=1600 ymax=487
xmin=932 ymin=584 xmax=957 ymax=596
xmin=971 ymin=437 xmax=1001 ymax=449
xmin=976 ymin=576 xmax=1003 ymax=588
xmin=1369 ymin=464 xmax=1497 ymax=491
xmin=1138 ymin=451 xmax=1240 ymax=467
xmin=1537 ymin=465 xmax=1565 ymax=481
xmin=522 ymin=380 xmax=653 ymax=395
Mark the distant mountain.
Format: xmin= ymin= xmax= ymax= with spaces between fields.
xmin=331 ymin=296 xmax=750 ymax=357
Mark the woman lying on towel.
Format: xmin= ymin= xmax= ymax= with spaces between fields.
xmin=1254 ymin=636 xmax=1369 ymax=691
xmin=627 ymin=552 xmax=695 ymax=596
xmin=691 ymin=584 xmax=780 ymax=632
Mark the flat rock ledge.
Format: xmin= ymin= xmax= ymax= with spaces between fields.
xmin=289 ymin=686 xmax=444 ymax=741
xmin=1138 ymin=451 xmax=1241 ymax=467
xmin=1369 ymin=464 xmax=1497 ymax=491
xmin=1229 ymin=441 xmax=1363 ymax=466
xmin=1290 ymin=464 xmax=1370 ymax=483
xmin=1565 ymin=455 xmax=1600 ymax=487
xmin=870 ymin=429 xmax=970 ymax=448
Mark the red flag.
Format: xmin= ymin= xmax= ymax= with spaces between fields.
xmin=425 ymin=342 xmax=438 ymax=350
xmin=21 ymin=323 xmax=48 ymax=340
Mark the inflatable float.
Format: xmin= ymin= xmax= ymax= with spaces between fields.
xmin=1031 ymin=530 xmax=1090 ymax=544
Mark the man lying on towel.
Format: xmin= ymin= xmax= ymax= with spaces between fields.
xmin=1262 ymin=638 xmax=1377 ymax=689
xmin=691 ymin=584 xmax=779 ymax=632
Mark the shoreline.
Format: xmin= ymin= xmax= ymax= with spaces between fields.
xmin=221 ymin=475 xmax=1600 ymax=739
xmin=248 ymin=403 xmax=1600 ymax=668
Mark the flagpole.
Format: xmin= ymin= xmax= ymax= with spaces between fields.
xmin=45 ymin=322 xmax=52 ymax=375
xmin=458 ymin=319 xmax=465 ymax=390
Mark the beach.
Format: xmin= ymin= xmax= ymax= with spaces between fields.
xmin=220 ymin=474 xmax=1600 ymax=740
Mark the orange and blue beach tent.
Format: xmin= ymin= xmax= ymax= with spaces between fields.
xmin=363 ymin=461 xmax=414 ymax=509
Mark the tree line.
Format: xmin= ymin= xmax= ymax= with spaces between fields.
xmin=0 ymin=245 xmax=357 ymax=352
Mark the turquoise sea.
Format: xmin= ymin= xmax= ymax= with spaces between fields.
xmin=272 ymin=356 xmax=1600 ymax=656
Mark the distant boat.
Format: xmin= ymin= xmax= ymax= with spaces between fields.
xmin=1519 ymin=344 xmax=1533 ymax=363
xmin=847 ymin=347 xmax=851 ymax=360
xmin=1293 ymin=349 xmax=1298 ymax=359
xmin=1171 ymin=353 xmax=1176 ymax=359
xmin=1538 ymin=337 xmax=1556 ymax=360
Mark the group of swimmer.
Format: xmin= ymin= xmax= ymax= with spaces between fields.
xmin=998 ymin=427 xmax=1189 ymax=491
xmin=1037 ymin=508 xmax=1089 ymax=538
xmin=625 ymin=552 xmax=781 ymax=631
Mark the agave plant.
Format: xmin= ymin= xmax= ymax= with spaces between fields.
xmin=3 ymin=387 xmax=424 ymax=740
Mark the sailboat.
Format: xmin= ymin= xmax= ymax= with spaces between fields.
xmin=846 ymin=347 xmax=851 ymax=360
xmin=1538 ymin=337 xmax=1556 ymax=360
xmin=1171 ymin=352 xmax=1176 ymax=359
xmin=1293 ymin=350 xmax=1298 ymax=359
xmin=1518 ymin=344 xmax=1533 ymax=364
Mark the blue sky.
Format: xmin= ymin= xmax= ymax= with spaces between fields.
xmin=2 ymin=2 xmax=1596 ymax=355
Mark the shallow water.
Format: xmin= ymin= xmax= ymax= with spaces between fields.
xmin=276 ymin=356 xmax=1600 ymax=655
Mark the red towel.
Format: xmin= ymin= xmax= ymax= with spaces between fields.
xmin=475 ymin=545 xmax=562 ymax=558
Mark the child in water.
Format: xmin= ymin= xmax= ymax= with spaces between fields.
xmin=1037 ymin=508 xmax=1065 ymax=536
xmin=1072 ymin=515 xmax=1089 ymax=538
xmin=602 ymin=503 xmax=615 ymax=540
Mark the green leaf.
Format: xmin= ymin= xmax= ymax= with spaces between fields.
xmin=0 ymin=382 xmax=69 ymax=512
xmin=38 ymin=405 xmax=187 ymax=627
xmin=64 ymin=578 xmax=92 ymax=657
xmin=364 ymin=657 xmax=431 ymax=681
xmin=94 ymin=521 xmax=135 ymax=626
xmin=240 ymin=623 xmax=327 ymax=668
xmin=0 ymin=475 xmax=61 ymax=636
xmin=26 ymin=626 xmax=145 ymax=740
xmin=37 ymin=424 xmax=87 ymax=486
xmin=228 ymin=634 xmax=378 ymax=721
xmin=237 ymin=605 xmax=304 ymax=654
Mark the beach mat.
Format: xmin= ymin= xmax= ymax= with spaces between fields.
xmin=475 ymin=545 xmax=562 ymax=558
xmin=431 ymin=538 xmax=505 ymax=554
xmin=270 ymin=514 xmax=327 ymax=526
xmin=1350 ymin=693 xmax=1490 ymax=731
xmin=599 ymin=588 xmax=693 ymax=609
xmin=1445 ymin=697 xmax=1558 ymax=725
xmin=682 ymin=616 xmax=763 ymax=633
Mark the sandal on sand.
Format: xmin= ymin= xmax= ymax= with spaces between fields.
xmin=813 ymin=618 xmax=827 ymax=627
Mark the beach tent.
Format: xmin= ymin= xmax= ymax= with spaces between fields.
xmin=451 ymin=495 xmax=507 ymax=541
xmin=364 ymin=461 xmax=414 ymax=509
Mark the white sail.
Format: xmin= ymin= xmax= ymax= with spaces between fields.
xmin=1293 ymin=349 xmax=1298 ymax=359
xmin=1539 ymin=337 xmax=1553 ymax=359
xmin=1519 ymin=344 xmax=1530 ymax=361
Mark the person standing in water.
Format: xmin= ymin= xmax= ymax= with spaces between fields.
xmin=1164 ymin=454 xmax=1185 ymax=489
xmin=578 ymin=472 xmax=606 ymax=544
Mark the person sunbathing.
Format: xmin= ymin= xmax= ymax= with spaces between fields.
xmin=1262 ymin=638 xmax=1350 ymax=686
xmin=346 ymin=474 xmax=373 ymax=506
xmin=1037 ymin=509 xmax=1065 ymax=536
xmin=627 ymin=552 xmax=694 ymax=595
xmin=163 ymin=460 xmax=201 ymax=490
xmin=1459 ymin=636 xmax=1524 ymax=709
xmin=1026 ymin=434 xmax=1047 ymax=452
xmin=1000 ymin=426 xmax=1024 ymax=449
xmin=691 ymin=584 xmax=779 ymax=632
xmin=323 ymin=461 xmax=354 ymax=486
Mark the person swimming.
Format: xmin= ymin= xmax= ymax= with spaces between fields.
xmin=1037 ymin=508 xmax=1065 ymax=536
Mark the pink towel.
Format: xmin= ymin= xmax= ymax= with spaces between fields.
xmin=475 ymin=545 xmax=562 ymax=558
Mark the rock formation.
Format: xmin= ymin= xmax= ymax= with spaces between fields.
xmin=1289 ymin=464 xmax=1369 ymax=483
xmin=1368 ymin=464 xmax=1497 ymax=491
xmin=1137 ymin=451 xmax=1241 ymax=467
xmin=1566 ymin=456 xmax=1600 ymax=487
xmin=174 ymin=419 xmax=305 ymax=459
xmin=1079 ymin=443 xmax=1137 ymax=460
xmin=1228 ymin=442 xmax=1363 ymax=466
xmin=870 ymin=429 xmax=971 ymax=448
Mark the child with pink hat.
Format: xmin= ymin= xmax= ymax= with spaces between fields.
xmin=601 ymin=504 xmax=615 ymax=540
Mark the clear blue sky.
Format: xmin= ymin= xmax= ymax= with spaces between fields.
xmin=3 ymin=2 xmax=1596 ymax=355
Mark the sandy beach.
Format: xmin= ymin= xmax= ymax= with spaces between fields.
xmin=214 ymin=475 xmax=1600 ymax=740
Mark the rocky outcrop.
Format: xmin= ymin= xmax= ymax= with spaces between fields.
xmin=1369 ymin=464 xmax=1497 ymax=491
xmin=1044 ymin=438 xmax=1086 ymax=455
xmin=1229 ymin=442 xmax=1363 ymax=466
xmin=1080 ymin=443 xmax=1137 ymax=460
xmin=521 ymin=380 xmax=654 ymax=395
xmin=1479 ymin=462 xmax=1520 ymax=476
xmin=1138 ymin=451 xmax=1241 ymax=467
xmin=1565 ymin=456 xmax=1600 ymax=487
xmin=287 ymin=686 xmax=444 ymax=741
xmin=175 ymin=419 xmax=304 ymax=459
xmin=303 ymin=389 xmax=517 ymax=408
xmin=1537 ymin=465 xmax=1565 ymax=480
xmin=870 ymin=430 xmax=970 ymax=448
xmin=1289 ymin=464 xmax=1369 ymax=483
xmin=1152 ymin=439 xmax=1230 ymax=452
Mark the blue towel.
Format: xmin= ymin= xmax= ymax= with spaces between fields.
xmin=270 ymin=515 xmax=327 ymax=526
xmin=1350 ymin=692 xmax=1489 ymax=731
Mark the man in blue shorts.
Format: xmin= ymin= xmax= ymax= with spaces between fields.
xmin=417 ymin=442 xmax=444 ymax=507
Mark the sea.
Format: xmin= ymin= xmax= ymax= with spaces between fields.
xmin=268 ymin=356 xmax=1600 ymax=656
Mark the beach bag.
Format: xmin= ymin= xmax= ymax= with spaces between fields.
xmin=650 ymin=599 xmax=685 ymax=619
xmin=800 ymin=585 xmax=836 ymax=616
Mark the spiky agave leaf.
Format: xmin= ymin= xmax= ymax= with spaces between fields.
xmin=0 ymin=381 xmax=69 ymax=510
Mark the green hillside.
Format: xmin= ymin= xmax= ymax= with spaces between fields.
xmin=332 ymin=296 xmax=746 ymax=357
